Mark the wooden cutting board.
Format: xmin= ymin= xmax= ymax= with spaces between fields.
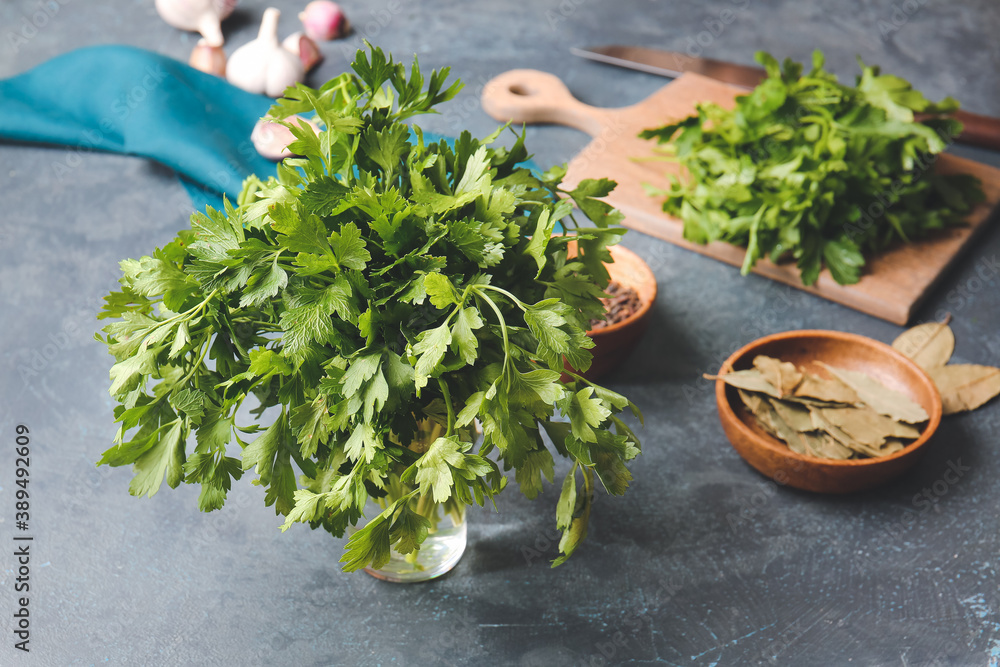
xmin=481 ymin=69 xmax=1000 ymax=325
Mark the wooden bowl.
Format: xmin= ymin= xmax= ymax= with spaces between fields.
xmin=715 ymin=330 xmax=943 ymax=493
xmin=579 ymin=244 xmax=657 ymax=381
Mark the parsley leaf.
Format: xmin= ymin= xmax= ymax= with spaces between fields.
xmin=128 ymin=420 xmax=186 ymax=498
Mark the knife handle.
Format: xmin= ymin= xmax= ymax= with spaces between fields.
xmin=481 ymin=69 xmax=612 ymax=137
xmin=952 ymin=110 xmax=1000 ymax=152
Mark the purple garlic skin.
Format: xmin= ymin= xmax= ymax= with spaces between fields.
xmin=282 ymin=31 xmax=324 ymax=72
xmin=299 ymin=1 xmax=350 ymax=41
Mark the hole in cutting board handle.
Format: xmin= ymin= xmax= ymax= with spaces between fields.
xmin=481 ymin=69 xmax=605 ymax=135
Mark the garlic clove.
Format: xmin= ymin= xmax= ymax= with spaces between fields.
xmin=189 ymin=38 xmax=227 ymax=77
xmin=251 ymin=115 xmax=320 ymax=161
xmin=262 ymin=55 xmax=305 ymax=98
xmin=196 ymin=13 xmax=225 ymax=48
xmin=227 ymin=7 xmax=305 ymax=97
xmin=299 ymin=1 xmax=350 ymax=41
xmin=155 ymin=0 xmax=238 ymax=46
xmin=282 ymin=31 xmax=324 ymax=72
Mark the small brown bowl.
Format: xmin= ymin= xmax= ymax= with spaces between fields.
xmin=578 ymin=244 xmax=657 ymax=381
xmin=715 ymin=330 xmax=943 ymax=494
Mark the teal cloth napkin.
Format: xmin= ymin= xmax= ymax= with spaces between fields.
xmin=0 ymin=45 xmax=277 ymax=212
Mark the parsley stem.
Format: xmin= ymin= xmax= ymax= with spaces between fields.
xmin=179 ymin=335 xmax=211 ymax=388
xmin=183 ymin=288 xmax=222 ymax=318
xmin=437 ymin=377 xmax=456 ymax=437
xmin=583 ymin=466 xmax=594 ymax=503
xmin=131 ymin=333 xmax=212 ymax=415
xmin=475 ymin=285 xmax=527 ymax=312
xmin=472 ymin=288 xmax=511 ymax=374
xmin=134 ymin=288 xmax=221 ymax=351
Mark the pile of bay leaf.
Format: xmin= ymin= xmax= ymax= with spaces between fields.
xmin=713 ymin=320 xmax=1000 ymax=461
xmin=891 ymin=318 xmax=1000 ymax=415
xmin=710 ymin=356 xmax=928 ymax=460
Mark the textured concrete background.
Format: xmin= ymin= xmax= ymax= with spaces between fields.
xmin=1 ymin=1 xmax=999 ymax=665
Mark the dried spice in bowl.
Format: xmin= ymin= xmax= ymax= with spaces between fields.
xmin=707 ymin=355 xmax=929 ymax=460
xmin=588 ymin=281 xmax=642 ymax=330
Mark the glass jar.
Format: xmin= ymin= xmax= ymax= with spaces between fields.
xmin=354 ymin=420 xmax=475 ymax=583
xmin=360 ymin=492 xmax=467 ymax=583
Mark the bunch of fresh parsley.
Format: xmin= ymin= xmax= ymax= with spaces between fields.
xmin=641 ymin=50 xmax=984 ymax=285
xmin=96 ymin=46 xmax=642 ymax=570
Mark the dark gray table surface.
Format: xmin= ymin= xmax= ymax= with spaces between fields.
xmin=2 ymin=1 xmax=1000 ymax=665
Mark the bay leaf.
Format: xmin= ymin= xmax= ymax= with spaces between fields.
xmin=756 ymin=399 xmax=808 ymax=455
xmin=809 ymin=408 xmax=884 ymax=458
xmin=737 ymin=388 xmax=767 ymax=414
xmin=793 ymin=371 xmax=860 ymax=404
xmin=891 ymin=318 xmax=955 ymax=370
xmin=880 ymin=438 xmax=908 ymax=456
xmin=927 ymin=364 xmax=1000 ymax=415
xmin=816 ymin=362 xmax=928 ymax=424
xmin=753 ymin=408 xmax=784 ymax=442
xmin=737 ymin=389 xmax=782 ymax=441
xmin=806 ymin=431 xmax=855 ymax=460
xmin=753 ymin=355 xmax=803 ymax=396
xmin=770 ymin=398 xmax=814 ymax=432
xmin=818 ymin=406 xmax=922 ymax=448
xmin=782 ymin=395 xmax=854 ymax=409
xmin=706 ymin=369 xmax=781 ymax=398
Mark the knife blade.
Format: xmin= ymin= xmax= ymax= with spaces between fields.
xmin=570 ymin=45 xmax=765 ymax=88
xmin=572 ymin=45 xmax=1000 ymax=151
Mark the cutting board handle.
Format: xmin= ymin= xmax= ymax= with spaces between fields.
xmin=481 ymin=69 xmax=612 ymax=137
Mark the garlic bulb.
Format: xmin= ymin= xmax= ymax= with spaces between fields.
xmin=299 ymin=1 xmax=350 ymax=41
xmin=227 ymin=8 xmax=305 ymax=97
xmin=282 ymin=31 xmax=324 ymax=72
xmin=251 ymin=115 xmax=320 ymax=161
xmin=189 ymin=39 xmax=227 ymax=77
xmin=155 ymin=0 xmax=237 ymax=47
